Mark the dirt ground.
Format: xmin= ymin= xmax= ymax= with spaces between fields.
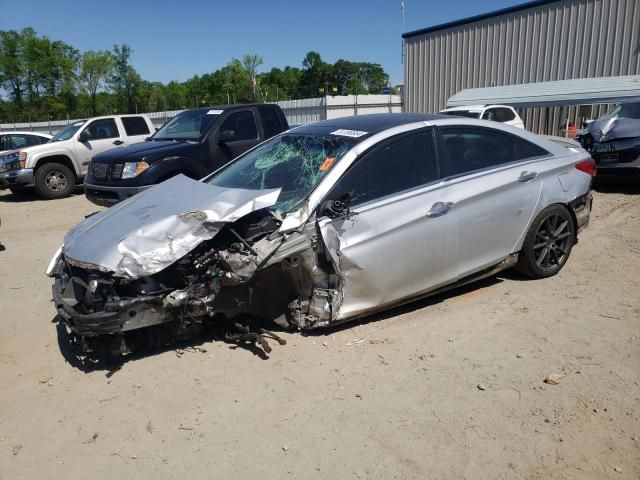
xmin=0 ymin=182 xmax=638 ymax=480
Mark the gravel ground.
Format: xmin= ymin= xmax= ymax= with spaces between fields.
xmin=0 ymin=182 xmax=638 ymax=479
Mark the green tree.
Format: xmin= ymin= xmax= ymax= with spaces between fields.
xmin=78 ymin=50 xmax=112 ymax=116
xmin=0 ymin=29 xmax=25 ymax=107
xmin=240 ymin=54 xmax=263 ymax=101
xmin=109 ymin=44 xmax=142 ymax=113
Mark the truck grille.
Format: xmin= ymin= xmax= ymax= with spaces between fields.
xmin=91 ymin=163 xmax=108 ymax=179
xmin=90 ymin=163 xmax=124 ymax=180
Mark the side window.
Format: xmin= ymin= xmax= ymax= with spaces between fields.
xmin=438 ymin=127 xmax=516 ymax=177
xmin=512 ymin=135 xmax=549 ymax=160
xmin=259 ymin=107 xmax=282 ymax=139
xmin=121 ymin=117 xmax=151 ymax=136
xmin=220 ymin=111 xmax=258 ymax=141
xmin=482 ymin=109 xmax=497 ymax=121
xmin=0 ymin=135 xmax=9 ymax=150
xmin=328 ymin=130 xmax=439 ymax=208
xmin=9 ymin=134 xmax=30 ymax=149
xmin=499 ymin=108 xmax=516 ymax=122
xmin=86 ymin=118 xmax=119 ymax=140
xmin=23 ymin=135 xmax=45 ymax=147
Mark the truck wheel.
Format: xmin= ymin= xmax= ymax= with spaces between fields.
xmin=515 ymin=205 xmax=576 ymax=279
xmin=34 ymin=163 xmax=75 ymax=199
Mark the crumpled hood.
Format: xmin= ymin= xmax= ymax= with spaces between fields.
xmin=63 ymin=175 xmax=280 ymax=279
xmin=588 ymin=115 xmax=640 ymax=142
xmin=92 ymin=140 xmax=194 ymax=163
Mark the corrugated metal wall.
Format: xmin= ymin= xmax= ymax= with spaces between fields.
xmin=404 ymin=0 xmax=640 ymax=134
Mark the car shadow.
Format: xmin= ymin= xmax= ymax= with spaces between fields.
xmin=0 ymin=186 xmax=84 ymax=203
xmin=593 ymin=178 xmax=640 ymax=195
xmin=55 ymin=275 xmax=510 ymax=372
xmin=302 ymin=275 xmax=505 ymax=337
xmin=54 ymin=315 xmax=275 ymax=375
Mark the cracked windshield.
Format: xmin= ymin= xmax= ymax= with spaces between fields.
xmin=207 ymin=133 xmax=356 ymax=213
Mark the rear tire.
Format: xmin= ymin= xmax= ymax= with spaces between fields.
xmin=34 ymin=163 xmax=75 ymax=199
xmin=516 ymin=205 xmax=576 ymax=279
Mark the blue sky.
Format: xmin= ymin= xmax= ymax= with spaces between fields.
xmin=1 ymin=0 xmax=525 ymax=86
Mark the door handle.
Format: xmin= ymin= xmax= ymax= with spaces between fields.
xmin=426 ymin=201 xmax=454 ymax=218
xmin=113 ymin=140 xmax=124 ymax=145
xmin=518 ymin=171 xmax=538 ymax=182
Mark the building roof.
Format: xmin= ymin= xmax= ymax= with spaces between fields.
xmin=402 ymin=0 xmax=560 ymax=39
xmin=447 ymin=76 xmax=640 ymax=108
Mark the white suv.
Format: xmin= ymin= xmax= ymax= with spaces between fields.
xmin=440 ymin=104 xmax=525 ymax=129
xmin=0 ymin=115 xmax=154 ymax=199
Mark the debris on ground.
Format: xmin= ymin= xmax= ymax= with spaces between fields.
xmin=225 ymin=323 xmax=286 ymax=354
xmin=12 ymin=445 xmax=22 ymax=456
xmin=544 ymin=374 xmax=563 ymax=385
xmin=477 ymin=384 xmax=486 ymax=391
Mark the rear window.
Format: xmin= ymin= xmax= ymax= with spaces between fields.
xmin=122 ymin=117 xmax=151 ymax=136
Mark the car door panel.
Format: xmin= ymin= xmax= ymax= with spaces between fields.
xmin=437 ymin=126 xmax=544 ymax=277
xmin=75 ymin=118 xmax=125 ymax=175
xmin=319 ymin=185 xmax=459 ymax=320
xmin=316 ymin=128 xmax=459 ymax=321
xmin=442 ymin=168 xmax=542 ymax=276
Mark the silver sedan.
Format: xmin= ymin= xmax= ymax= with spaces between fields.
xmin=49 ymin=114 xmax=595 ymax=355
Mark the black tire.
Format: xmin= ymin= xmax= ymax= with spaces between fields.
xmin=34 ymin=162 xmax=75 ymax=199
xmin=516 ymin=204 xmax=576 ymax=279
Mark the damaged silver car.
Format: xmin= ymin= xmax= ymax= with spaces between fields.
xmin=48 ymin=114 xmax=595 ymax=355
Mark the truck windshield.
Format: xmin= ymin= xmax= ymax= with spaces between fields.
xmin=51 ymin=121 xmax=85 ymax=142
xmin=440 ymin=110 xmax=481 ymax=119
xmin=207 ymin=133 xmax=356 ymax=214
xmin=609 ymin=103 xmax=640 ymax=120
xmin=153 ymin=109 xmax=220 ymax=141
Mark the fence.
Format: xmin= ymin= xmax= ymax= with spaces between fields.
xmin=0 ymin=94 xmax=403 ymax=134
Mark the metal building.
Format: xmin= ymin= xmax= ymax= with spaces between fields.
xmin=402 ymin=0 xmax=640 ymax=134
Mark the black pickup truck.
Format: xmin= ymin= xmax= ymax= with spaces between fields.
xmin=84 ymin=104 xmax=289 ymax=206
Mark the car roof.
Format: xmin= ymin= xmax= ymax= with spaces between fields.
xmin=440 ymin=104 xmax=517 ymax=113
xmin=291 ymin=113 xmax=447 ymax=138
xmin=0 ymin=130 xmax=52 ymax=137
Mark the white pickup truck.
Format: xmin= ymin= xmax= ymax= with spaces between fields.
xmin=0 ymin=114 xmax=155 ymax=199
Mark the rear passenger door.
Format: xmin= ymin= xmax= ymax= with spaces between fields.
xmin=318 ymin=128 xmax=459 ymax=321
xmin=436 ymin=126 xmax=548 ymax=277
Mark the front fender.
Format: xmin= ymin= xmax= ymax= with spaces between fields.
xmin=144 ymin=156 xmax=209 ymax=181
xmin=28 ymin=145 xmax=78 ymax=171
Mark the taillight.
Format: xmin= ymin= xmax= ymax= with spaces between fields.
xmin=575 ymin=158 xmax=596 ymax=176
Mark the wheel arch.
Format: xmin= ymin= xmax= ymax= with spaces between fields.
xmin=34 ymin=155 xmax=78 ymax=177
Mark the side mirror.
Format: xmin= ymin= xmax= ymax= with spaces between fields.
xmin=320 ymin=193 xmax=352 ymax=219
xmin=78 ymin=130 xmax=90 ymax=142
xmin=218 ymin=130 xmax=236 ymax=144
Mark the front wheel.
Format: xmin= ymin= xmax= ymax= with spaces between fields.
xmin=516 ymin=205 xmax=576 ymax=279
xmin=34 ymin=163 xmax=75 ymax=199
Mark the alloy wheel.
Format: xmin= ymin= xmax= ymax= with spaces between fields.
xmin=533 ymin=213 xmax=573 ymax=270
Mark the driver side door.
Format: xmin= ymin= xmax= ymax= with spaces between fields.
xmin=75 ymin=118 xmax=124 ymax=174
xmin=318 ymin=128 xmax=460 ymax=321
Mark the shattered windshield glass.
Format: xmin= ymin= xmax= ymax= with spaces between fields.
xmin=609 ymin=103 xmax=640 ymax=119
xmin=207 ymin=133 xmax=357 ymax=213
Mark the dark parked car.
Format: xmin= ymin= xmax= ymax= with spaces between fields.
xmin=577 ymin=102 xmax=640 ymax=178
xmin=84 ymin=104 xmax=288 ymax=206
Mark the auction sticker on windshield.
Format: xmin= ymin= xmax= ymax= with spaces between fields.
xmin=331 ymin=129 xmax=368 ymax=138
xmin=207 ymin=110 xmax=224 ymax=115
